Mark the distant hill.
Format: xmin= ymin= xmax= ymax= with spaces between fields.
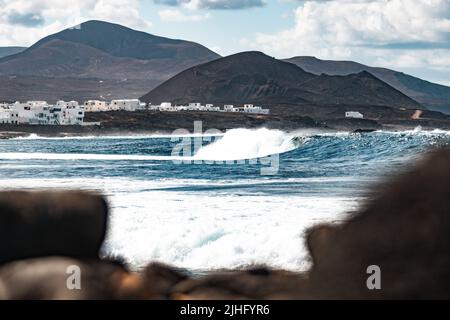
xmin=0 ymin=20 xmax=220 ymax=101
xmin=0 ymin=47 xmax=26 ymax=59
xmin=284 ymin=56 xmax=450 ymax=114
xmin=141 ymin=51 xmax=423 ymax=110
xmin=0 ymin=75 xmax=161 ymax=103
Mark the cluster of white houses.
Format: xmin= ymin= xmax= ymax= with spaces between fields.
xmin=0 ymin=98 xmax=365 ymax=126
xmin=0 ymin=99 xmax=271 ymax=125
xmin=84 ymin=100 xmax=271 ymax=115
xmin=148 ymin=102 xmax=270 ymax=114
xmin=0 ymin=101 xmax=85 ymax=125
xmin=0 ymin=99 xmax=365 ymax=125
xmin=84 ymin=99 xmax=146 ymax=112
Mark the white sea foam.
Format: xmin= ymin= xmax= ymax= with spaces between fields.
xmin=0 ymin=152 xmax=185 ymax=161
xmin=104 ymin=193 xmax=355 ymax=271
xmin=0 ymin=177 xmax=358 ymax=271
xmin=374 ymin=127 xmax=450 ymax=136
xmin=10 ymin=132 xmax=224 ymax=140
xmin=9 ymin=127 xmax=450 ymax=143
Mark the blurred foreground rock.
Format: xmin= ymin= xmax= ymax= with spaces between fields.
xmin=0 ymin=191 xmax=107 ymax=264
xmin=0 ymin=147 xmax=450 ymax=299
xmin=0 ymin=257 xmax=126 ymax=299
xmin=171 ymin=267 xmax=307 ymax=300
xmin=304 ymin=147 xmax=450 ymax=299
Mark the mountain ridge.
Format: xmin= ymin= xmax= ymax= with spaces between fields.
xmin=0 ymin=20 xmax=220 ymax=79
xmin=24 ymin=20 xmax=218 ymax=61
xmin=284 ymin=56 xmax=450 ymax=114
xmin=0 ymin=20 xmax=446 ymax=115
xmin=0 ymin=20 xmax=220 ymax=101
xmin=141 ymin=51 xmax=423 ymax=110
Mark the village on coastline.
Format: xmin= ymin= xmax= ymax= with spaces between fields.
xmin=0 ymin=99 xmax=272 ymax=126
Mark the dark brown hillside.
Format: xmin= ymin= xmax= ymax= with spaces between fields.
xmin=0 ymin=20 xmax=220 ymax=101
xmin=141 ymin=51 xmax=423 ymax=110
xmin=285 ymin=56 xmax=450 ymax=114
xmin=142 ymin=51 xmax=315 ymax=105
xmin=0 ymin=20 xmax=219 ymax=80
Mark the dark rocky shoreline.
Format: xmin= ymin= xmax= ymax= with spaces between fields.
xmin=1 ymin=147 xmax=450 ymax=299
xmin=1 ymin=108 xmax=450 ymax=139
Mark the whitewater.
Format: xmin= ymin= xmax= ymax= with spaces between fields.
xmin=1 ymin=128 xmax=449 ymax=271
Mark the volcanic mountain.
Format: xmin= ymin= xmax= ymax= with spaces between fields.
xmin=141 ymin=51 xmax=423 ymax=110
xmin=0 ymin=20 xmax=219 ymax=101
xmin=284 ymin=56 xmax=450 ymax=114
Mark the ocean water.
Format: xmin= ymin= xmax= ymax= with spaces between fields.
xmin=0 ymin=127 xmax=449 ymax=271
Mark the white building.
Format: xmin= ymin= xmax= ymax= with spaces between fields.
xmin=0 ymin=105 xmax=13 ymax=124
xmin=223 ymin=104 xmax=239 ymax=112
xmin=110 ymin=99 xmax=143 ymax=111
xmin=205 ymin=104 xmax=220 ymax=111
xmin=54 ymin=100 xmax=85 ymax=125
xmin=84 ymin=100 xmax=109 ymax=112
xmin=154 ymin=102 xmax=178 ymax=111
xmin=0 ymin=100 xmax=84 ymax=125
xmin=84 ymin=99 xmax=146 ymax=112
xmin=6 ymin=101 xmax=48 ymax=124
xmin=189 ymin=103 xmax=201 ymax=109
xmin=240 ymin=104 xmax=270 ymax=114
xmin=345 ymin=111 xmax=364 ymax=119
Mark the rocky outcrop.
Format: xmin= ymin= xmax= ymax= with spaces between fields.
xmin=0 ymin=257 xmax=127 ymax=299
xmin=170 ymin=268 xmax=307 ymax=300
xmin=1 ymin=147 xmax=450 ymax=299
xmin=0 ymin=191 xmax=107 ymax=264
xmin=304 ymin=147 xmax=450 ymax=299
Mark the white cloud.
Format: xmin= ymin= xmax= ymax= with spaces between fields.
xmin=0 ymin=0 xmax=151 ymax=46
xmin=244 ymin=0 xmax=450 ymax=84
xmin=154 ymin=0 xmax=266 ymax=10
xmin=91 ymin=0 xmax=150 ymax=28
xmin=375 ymin=50 xmax=450 ymax=70
xmin=158 ymin=9 xmax=210 ymax=21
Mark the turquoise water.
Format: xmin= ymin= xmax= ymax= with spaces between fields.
xmin=0 ymin=128 xmax=449 ymax=270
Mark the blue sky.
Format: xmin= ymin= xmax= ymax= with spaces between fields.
xmin=139 ymin=0 xmax=298 ymax=55
xmin=0 ymin=0 xmax=449 ymax=86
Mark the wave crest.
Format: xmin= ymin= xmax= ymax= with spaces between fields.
xmin=194 ymin=128 xmax=301 ymax=161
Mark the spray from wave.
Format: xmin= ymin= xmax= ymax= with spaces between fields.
xmin=374 ymin=127 xmax=450 ymax=136
xmin=193 ymin=128 xmax=302 ymax=161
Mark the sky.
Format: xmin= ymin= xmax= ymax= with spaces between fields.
xmin=0 ymin=0 xmax=449 ymax=85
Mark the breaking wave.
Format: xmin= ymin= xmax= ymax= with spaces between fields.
xmin=194 ymin=128 xmax=302 ymax=161
xmin=1 ymin=128 xmax=304 ymax=162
